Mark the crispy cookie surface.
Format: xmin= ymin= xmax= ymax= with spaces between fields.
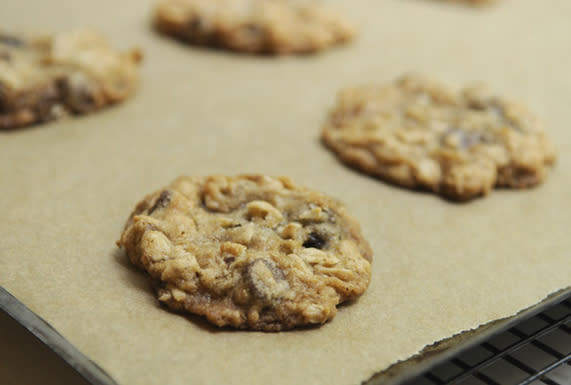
xmin=153 ymin=0 xmax=355 ymax=54
xmin=0 ymin=29 xmax=141 ymax=129
xmin=322 ymin=75 xmax=556 ymax=200
xmin=118 ymin=175 xmax=372 ymax=331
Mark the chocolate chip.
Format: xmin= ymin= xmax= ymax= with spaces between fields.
xmin=244 ymin=24 xmax=262 ymax=35
xmin=467 ymin=99 xmax=488 ymax=110
xmin=0 ymin=83 xmax=7 ymax=113
xmin=0 ymin=52 xmax=10 ymax=61
xmin=236 ymin=23 xmax=264 ymax=41
xmin=35 ymin=84 xmax=61 ymax=121
xmin=302 ymin=232 xmax=327 ymax=249
xmin=149 ymin=190 xmax=172 ymax=214
xmin=0 ymin=35 xmax=24 ymax=47
xmin=67 ymin=87 xmax=96 ymax=113
xmin=441 ymin=128 xmax=485 ymax=149
xmin=188 ymin=17 xmax=205 ymax=31
xmin=58 ymin=75 xmax=98 ymax=114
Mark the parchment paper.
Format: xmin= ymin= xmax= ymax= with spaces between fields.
xmin=1 ymin=1 xmax=570 ymax=384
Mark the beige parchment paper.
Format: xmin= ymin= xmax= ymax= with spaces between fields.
xmin=1 ymin=0 xmax=570 ymax=384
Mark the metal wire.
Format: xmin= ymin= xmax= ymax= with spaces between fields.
xmin=406 ymin=296 xmax=571 ymax=385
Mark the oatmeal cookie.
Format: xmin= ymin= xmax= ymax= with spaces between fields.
xmin=117 ymin=175 xmax=372 ymax=331
xmin=0 ymin=29 xmax=142 ymax=129
xmin=153 ymin=0 xmax=355 ymax=54
xmin=321 ymin=74 xmax=556 ymax=200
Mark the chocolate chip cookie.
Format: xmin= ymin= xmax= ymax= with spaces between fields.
xmin=153 ymin=0 xmax=355 ymax=54
xmin=322 ymin=74 xmax=556 ymax=201
xmin=0 ymin=29 xmax=142 ymax=130
xmin=117 ymin=175 xmax=372 ymax=331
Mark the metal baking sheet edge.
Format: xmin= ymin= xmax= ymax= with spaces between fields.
xmin=1 ymin=285 xmax=569 ymax=385
xmin=0 ymin=286 xmax=118 ymax=385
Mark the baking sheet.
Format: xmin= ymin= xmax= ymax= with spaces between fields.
xmin=0 ymin=309 xmax=93 ymax=385
xmin=1 ymin=1 xmax=570 ymax=385
xmin=0 ymin=287 xmax=115 ymax=385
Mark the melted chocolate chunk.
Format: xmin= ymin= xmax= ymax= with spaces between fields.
xmin=245 ymin=24 xmax=262 ymax=34
xmin=0 ymin=83 xmax=7 ymax=113
xmin=441 ymin=128 xmax=486 ymax=149
xmin=239 ymin=23 xmax=264 ymax=39
xmin=246 ymin=259 xmax=286 ymax=302
xmin=67 ymin=86 xmax=96 ymax=113
xmin=188 ymin=17 xmax=205 ymax=31
xmin=0 ymin=35 xmax=24 ymax=47
xmin=303 ymin=232 xmax=327 ymax=249
xmin=149 ymin=190 xmax=172 ymax=214
xmin=35 ymin=84 xmax=61 ymax=121
xmin=57 ymin=76 xmax=98 ymax=114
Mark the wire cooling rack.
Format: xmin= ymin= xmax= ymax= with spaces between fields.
xmin=403 ymin=294 xmax=571 ymax=385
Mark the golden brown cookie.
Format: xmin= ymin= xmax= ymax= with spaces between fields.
xmin=0 ymin=29 xmax=142 ymax=130
xmin=117 ymin=175 xmax=372 ymax=331
xmin=153 ymin=0 xmax=355 ymax=54
xmin=321 ymin=74 xmax=556 ymax=201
